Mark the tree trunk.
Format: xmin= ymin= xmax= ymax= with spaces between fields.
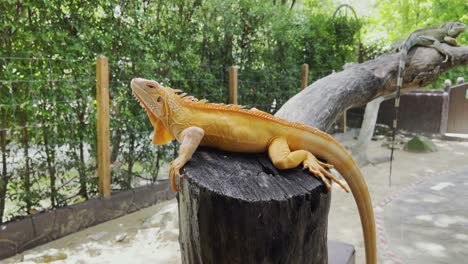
xmin=275 ymin=45 xmax=468 ymax=130
xmin=43 ymin=126 xmax=57 ymax=207
xmin=19 ymin=111 xmax=32 ymax=213
xmin=178 ymin=148 xmax=331 ymax=264
xmin=0 ymin=109 xmax=9 ymax=224
xmin=76 ymin=107 xmax=88 ymax=200
xmin=351 ymin=95 xmax=393 ymax=166
xmin=126 ymin=135 xmax=135 ymax=190
xmin=110 ymin=104 xmax=122 ymax=165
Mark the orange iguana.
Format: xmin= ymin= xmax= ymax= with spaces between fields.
xmin=131 ymin=78 xmax=377 ymax=264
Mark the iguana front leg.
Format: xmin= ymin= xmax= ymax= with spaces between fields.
xmin=444 ymin=36 xmax=459 ymax=46
xmin=419 ymin=36 xmax=453 ymax=63
xmin=169 ymin=126 xmax=204 ymax=192
xmin=268 ymin=137 xmax=350 ymax=192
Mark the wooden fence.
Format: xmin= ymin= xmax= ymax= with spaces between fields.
xmin=96 ymin=55 xmax=111 ymax=198
xmin=95 ymin=56 xmax=317 ymax=197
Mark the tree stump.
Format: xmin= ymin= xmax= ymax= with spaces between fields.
xmin=177 ymin=147 xmax=331 ymax=264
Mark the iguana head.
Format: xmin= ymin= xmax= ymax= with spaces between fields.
xmin=131 ymin=78 xmax=175 ymax=145
xmin=442 ymin=22 xmax=466 ymax=37
xmin=131 ymin=78 xmax=168 ymax=120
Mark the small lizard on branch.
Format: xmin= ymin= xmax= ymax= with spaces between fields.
xmin=390 ymin=21 xmax=466 ymax=184
xmin=131 ymin=78 xmax=377 ymax=264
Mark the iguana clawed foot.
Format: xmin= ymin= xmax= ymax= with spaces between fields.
xmin=303 ymin=157 xmax=350 ymax=193
xmin=442 ymin=54 xmax=449 ymax=63
xmin=442 ymin=54 xmax=455 ymax=64
xmin=169 ymin=159 xmax=184 ymax=192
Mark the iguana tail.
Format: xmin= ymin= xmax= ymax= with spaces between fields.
xmin=333 ymin=158 xmax=376 ymax=264
xmin=390 ymin=43 xmax=409 ymax=186
xmin=315 ymin=139 xmax=377 ymax=264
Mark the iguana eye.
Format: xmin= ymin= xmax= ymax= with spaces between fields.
xmin=157 ymin=96 xmax=163 ymax=103
xmin=147 ymin=83 xmax=156 ymax=89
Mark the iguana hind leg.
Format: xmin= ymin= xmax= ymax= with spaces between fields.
xmin=268 ymin=137 xmax=349 ymax=192
xmin=169 ymin=126 xmax=204 ymax=192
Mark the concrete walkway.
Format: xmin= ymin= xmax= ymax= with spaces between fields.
xmin=328 ymin=138 xmax=468 ymax=264
xmin=2 ymin=138 xmax=468 ymax=263
xmin=378 ymin=166 xmax=468 ymax=264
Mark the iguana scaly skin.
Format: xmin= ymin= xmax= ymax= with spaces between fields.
xmin=390 ymin=21 xmax=466 ymax=184
xmin=131 ymin=78 xmax=377 ymax=264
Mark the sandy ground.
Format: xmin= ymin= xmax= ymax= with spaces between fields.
xmin=2 ymin=201 xmax=182 ymax=264
xmin=329 ymin=134 xmax=468 ymax=263
xmin=2 ymin=136 xmax=468 ymax=264
xmin=380 ymin=166 xmax=468 ymax=263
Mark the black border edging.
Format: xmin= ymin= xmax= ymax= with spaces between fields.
xmin=0 ymin=180 xmax=175 ymax=260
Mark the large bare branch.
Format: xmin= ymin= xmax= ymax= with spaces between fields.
xmin=275 ymin=44 xmax=468 ymax=131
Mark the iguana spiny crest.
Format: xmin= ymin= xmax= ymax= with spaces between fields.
xmin=131 ymin=78 xmax=335 ymax=143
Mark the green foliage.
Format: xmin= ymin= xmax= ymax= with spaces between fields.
xmin=373 ymin=0 xmax=467 ymax=43
xmin=366 ymin=0 xmax=468 ymax=88
xmin=0 ymin=0 xmax=361 ymax=222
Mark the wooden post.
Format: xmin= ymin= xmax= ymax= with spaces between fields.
xmin=340 ymin=110 xmax=347 ymax=133
xmin=96 ymin=55 xmax=111 ymax=198
xmin=178 ymin=148 xmax=331 ymax=263
xmin=301 ymin=63 xmax=309 ymax=90
xmin=228 ymin=66 xmax=238 ymax=105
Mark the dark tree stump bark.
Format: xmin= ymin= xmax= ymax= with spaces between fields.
xmin=178 ymin=147 xmax=331 ymax=264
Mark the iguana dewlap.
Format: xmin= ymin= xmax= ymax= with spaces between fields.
xmin=131 ymin=78 xmax=377 ymax=264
